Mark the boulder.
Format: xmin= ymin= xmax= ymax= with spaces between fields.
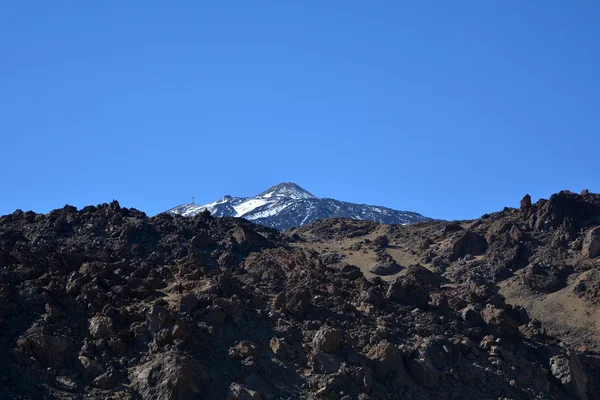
xmin=373 ymin=235 xmax=389 ymax=248
xmin=311 ymin=352 xmax=342 ymax=374
xmin=462 ymin=306 xmax=486 ymax=328
xmin=366 ymin=342 xmax=407 ymax=381
xmin=385 ymin=265 xmax=439 ymax=309
xmin=218 ymin=250 xmax=236 ymax=269
xmin=407 ymin=358 xmax=440 ymax=388
xmin=93 ymin=371 xmax=119 ymax=389
xmin=244 ymin=374 xmax=273 ymax=399
xmin=147 ymin=303 xmax=172 ymax=333
xmin=312 ymin=327 xmax=342 ymax=353
xmin=55 ymin=376 xmax=78 ymax=392
xmin=233 ymin=226 xmax=272 ymax=253
xmin=130 ymin=353 xmax=209 ymax=400
xmin=15 ymin=327 xmax=75 ymax=369
xmin=89 ymin=315 xmax=114 ymax=339
xmin=520 ymin=194 xmax=532 ymax=212
xmin=354 ymin=366 xmax=374 ymax=394
xmin=227 ymin=383 xmax=262 ymax=400
xmin=78 ymin=356 xmax=104 ymax=377
xmin=369 ymin=261 xmax=401 ymax=276
xmin=228 ymin=341 xmax=259 ymax=361
xmin=550 ymin=352 xmax=588 ymax=399
xmin=582 ymin=226 xmax=600 ymax=259
xmin=442 ymin=223 xmax=463 ymax=234
xmin=451 ymin=231 xmax=487 ymax=261
xmin=191 ymin=231 xmax=212 ymax=248
xmin=269 ymin=337 xmax=292 ymax=359
xmin=280 ymin=288 xmax=312 ymax=318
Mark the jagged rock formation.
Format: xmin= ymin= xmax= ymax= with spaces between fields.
xmin=0 ymin=191 xmax=600 ymax=399
xmin=167 ymin=182 xmax=430 ymax=230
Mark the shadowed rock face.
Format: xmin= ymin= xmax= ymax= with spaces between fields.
xmin=1 ymin=192 xmax=600 ymax=399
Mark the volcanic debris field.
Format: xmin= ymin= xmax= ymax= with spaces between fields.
xmin=1 ymin=190 xmax=600 ymax=399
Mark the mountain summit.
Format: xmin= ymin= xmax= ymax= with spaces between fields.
xmin=256 ymin=182 xmax=316 ymax=199
xmin=167 ymin=183 xmax=430 ymax=230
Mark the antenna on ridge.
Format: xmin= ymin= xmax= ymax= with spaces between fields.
xmin=191 ymin=196 xmax=195 ymax=205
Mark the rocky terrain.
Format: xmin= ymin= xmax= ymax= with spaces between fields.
xmin=1 ymin=190 xmax=600 ymax=399
xmin=167 ymin=182 xmax=430 ymax=230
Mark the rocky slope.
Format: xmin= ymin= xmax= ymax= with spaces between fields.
xmin=0 ymin=190 xmax=599 ymax=399
xmin=167 ymin=182 xmax=430 ymax=230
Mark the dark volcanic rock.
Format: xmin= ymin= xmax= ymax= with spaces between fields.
xmin=520 ymin=194 xmax=532 ymax=212
xmin=451 ymin=231 xmax=488 ymax=260
xmin=582 ymin=226 xmax=600 ymax=259
xmin=1 ymin=196 xmax=600 ymax=399
xmin=534 ymin=191 xmax=600 ymax=231
xmin=130 ymin=353 xmax=210 ymax=400
xmin=312 ymin=327 xmax=342 ymax=353
xmin=369 ymin=260 xmax=402 ymax=276
xmin=15 ymin=326 xmax=76 ymax=369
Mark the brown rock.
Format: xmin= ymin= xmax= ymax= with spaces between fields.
xmin=283 ymin=288 xmax=312 ymax=317
xmin=93 ymin=371 xmax=119 ymax=389
xmin=227 ymin=382 xmax=262 ymax=400
xmin=550 ymin=352 xmax=588 ymax=399
xmin=373 ymin=235 xmax=389 ymax=248
xmin=178 ymin=293 xmax=199 ymax=314
xmin=582 ymin=226 xmax=600 ymax=259
xmin=218 ymin=250 xmax=236 ymax=269
xmin=462 ymin=306 xmax=486 ymax=328
xmin=312 ymin=327 xmax=342 ymax=353
xmin=15 ymin=327 xmax=75 ymax=369
xmin=172 ymin=323 xmax=188 ymax=340
xmin=450 ymin=231 xmax=488 ymax=261
xmin=130 ymin=353 xmax=209 ymax=400
xmin=147 ymin=303 xmax=172 ymax=333
xmin=366 ymin=342 xmax=408 ymax=383
xmin=520 ymin=194 xmax=532 ymax=212
xmin=407 ymin=358 xmax=440 ymax=388
xmin=369 ymin=261 xmax=401 ymax=276
xmin=89 ymin=316 xmax=114 ymax=339
xmin=509 ymin=225 xmax=524 ymax=242
xmin=269 ymin=337 xmax=292 ymax=358
xmin=55 ymin=376 xmax=78 ymax=392
xmin=354 ymin=366 xmax=373 ymax=393
xmin=229 ymin=341 xmax=259 ymax=360
xmin=78 ymin=355 xmax=104 ymax=377
xmin=233 ymin=226 xmax=272 ymax=253
xmin=45 ymin=303 xmax=65 ymax=319
xmin=311 ymin=352 xmax=342 ymax=374
xmin=191 ymin=231 xmax=212 ymax=248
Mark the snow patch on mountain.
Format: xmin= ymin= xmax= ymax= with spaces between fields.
xmin=233 ymin=198 xmax=269 ymax=217
xmin=166 ymin=182 xmax=430 ymax=230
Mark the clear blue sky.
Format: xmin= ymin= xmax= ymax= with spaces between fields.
xmin=1 ymin=2 xmax=599 ymax=220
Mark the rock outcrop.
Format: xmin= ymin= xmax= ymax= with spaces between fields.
xmin=1 ymin=193 xmax=600 ymax=399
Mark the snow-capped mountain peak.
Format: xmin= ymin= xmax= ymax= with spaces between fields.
xmin=166 ymin=182 xmax=430 ymax=230
xmin=256 ymin=182 xmax=316 ymax=200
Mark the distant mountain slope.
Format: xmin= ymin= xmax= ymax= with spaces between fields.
xmin=167 ymin=182 xmax=430 ymax=230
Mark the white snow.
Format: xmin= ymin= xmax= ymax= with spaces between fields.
xmin=167 ymin=183 xmax=425 ymax=228
xmin=300 ymin=213 xmax=311 ymax=225
xmin=181 ymin=205 xmax=207 ymax=217
xmin=233 ymin=198 xmax=269 ymax=217
xmin=246 ymin=202 xmax=291 ymax=219
xmin=259 ymin=190 xmax=275 ymax=198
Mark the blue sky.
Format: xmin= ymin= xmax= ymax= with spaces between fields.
xmin=1 ymin=1 xmax=599 ymax=220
